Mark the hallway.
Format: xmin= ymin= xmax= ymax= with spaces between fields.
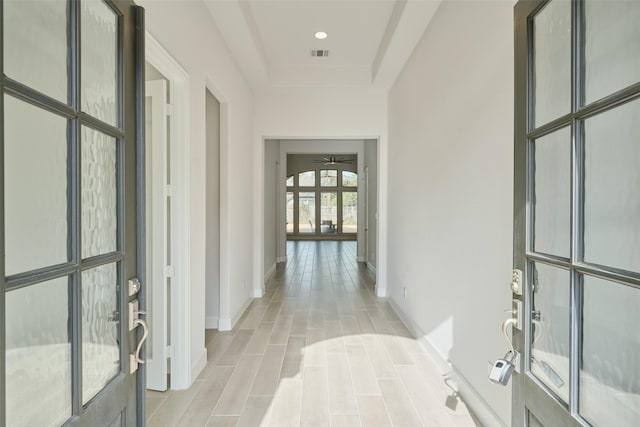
xmin=147 ymin=241 xmax=480 ymax=426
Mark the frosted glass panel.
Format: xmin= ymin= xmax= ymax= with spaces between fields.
xmin=82 ymin=263 xmax=120 ymax=404
xmin=580 ymin=276 xmax=640 ymax=427
xmin=584 ymin=99 xmax=640 ymax=273
xmin=6 ymin=277 xmax=71 ymax=427
xmin=585 ymin=0 xmax=640 ymax=103
xmin=530 ymin=263 xmax=570 ymax=403
xmin=533 ymin=127 xmax=571 ymax=257
xmin=82 ymin=126 xmax=117 ymax=259
xmin=534 ymin=0 xmax=571 ymax=126
xmin=3 ymin=0 xmax=68 ymax=102
xmin=4 ymin=96 xmax=68 ymax=275
xmin=82 ymin=0 xmax=118 ymax=126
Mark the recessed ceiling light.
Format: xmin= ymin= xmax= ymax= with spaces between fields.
xmin=314 ymin=31 xmax=328 ymax=40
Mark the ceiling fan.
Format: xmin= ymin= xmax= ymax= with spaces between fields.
xmin=312 ymin=156 xmax=353 ymax=165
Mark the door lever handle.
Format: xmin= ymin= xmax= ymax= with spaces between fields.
xmin=133 ymin=318 xmax=149 ymax=364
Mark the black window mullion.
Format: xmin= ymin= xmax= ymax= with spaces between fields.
xmin=569 ymin=0 xmax=584 ymax=416
xmin=69 ymin=0 xmax=83 ymax=415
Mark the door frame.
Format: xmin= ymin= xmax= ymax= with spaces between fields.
xmin=145 ymin=32 xmax=192 ymax=390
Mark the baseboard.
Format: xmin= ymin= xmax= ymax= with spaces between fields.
xmin=253 ymin=286 xmax=265 ymax=298
xmin=367 ymin=261 xmax=377 ymax=275
xmin=191 ymin=348 xmax=207 ymax=384
xmin=264 ymin=263 xmax=276 ymax=283
xmin=218 ymin=317 xmax=231 ymax=331
xmin=375 ymin=284 xmax=386 ymax=297
xmin=387 ymin=297 xmax=506 ymax=427
xmin=277 ymin=256 xmax=287 ymax=263
xmin=205 ymin=316 xmax=219 ymax=329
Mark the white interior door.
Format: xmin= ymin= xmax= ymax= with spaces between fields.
xmin=145 ymin=79 xmax=169 ymax=391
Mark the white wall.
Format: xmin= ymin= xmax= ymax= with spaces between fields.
xmin=140 ymin=0 xmax=255 ymax=383
xmin=387 ymin=1 xmax=515 ymax=425
xmin=254 ymin=87 xmax=389 ymax=296
xmin=264 ymin=140 xmax=280 ymax=280
xmin=205 ymin=90 xmax=221 ymax=328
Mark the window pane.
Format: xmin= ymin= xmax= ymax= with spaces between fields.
xmin=320 ymin=192 xmax=337 ymax=234
xmin=585 ymin=1 xmax=640 ymax=103
xmin=534 ymin=0 xmax=571 ymax=126
xmin=4 ymin=96 xmax=68 ymax=275
xmin=530 ymin=263 xmax=570 ymax=403
xmin=82 ymin=126 xmax=118 ymax=259
xmin=82 ymin=0 xmax=118 ymax=126
xmin=342 ymin=171 xmax=357 ymax=187
xmin=342 ymin=191 xmax=358 ymax=233
xmin=320 ymin=170 xmax=337 ymax=187
xmin=286 ymin=192 xmax=294 ymax=233
xmin=580 ymin=276 xmax=640 ymax=427
xmin=298 ymin=192 xmax=315 ymax=233
xmin=82 ymin=263 xmax=120 ymax=404
xmin=6 ymin=277 xmax=71 ymax=427
xmin=584 ymin=99 xmax=640 ymax=273
xmin=533 ymin=127 xmax=571 ymax=258
xmin=3 ymin=0 xmax=68 ymax=102
xmin=298 ymin=171 xmax=315 ymax=187
xmin=286 ymin=175 xmax=294 ymax=187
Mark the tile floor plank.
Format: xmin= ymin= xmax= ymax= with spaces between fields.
xmin=147 ymin=242 xmax=478 ymax=427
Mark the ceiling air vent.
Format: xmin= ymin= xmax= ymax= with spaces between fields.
xmin=311 ymin=49 xmax=329 ymax=57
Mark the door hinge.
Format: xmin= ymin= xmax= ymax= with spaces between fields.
xmin=166 ymin=345 xmax=175 ymax=359
xmin=165 ymin=265 xmax=174 ymax=278
xmin=164 ymin=185 xmax=172 ymax=198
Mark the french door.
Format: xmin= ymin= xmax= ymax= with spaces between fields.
xmin=514 ymin=1 xmax=640 ymax=426
xmin=1 ymin=0 xmax=145 ymax=425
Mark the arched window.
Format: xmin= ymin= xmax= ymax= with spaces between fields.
xmin=286 ymin=157 xmax=357 ymax=239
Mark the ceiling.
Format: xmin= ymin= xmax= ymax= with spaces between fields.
xmin=204 ymin=0 xmax=442 ymax=90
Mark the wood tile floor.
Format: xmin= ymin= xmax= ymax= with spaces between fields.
xmin=147 ymin=241 xmax=481 ymax=427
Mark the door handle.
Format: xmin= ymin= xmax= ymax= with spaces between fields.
xmin=133 ymin=318 xmax=149 ymax=364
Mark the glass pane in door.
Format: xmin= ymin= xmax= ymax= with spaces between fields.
xmin=286 ymin=192 xmax=294 ymax=233
xmin=584 ymin=1 xmax=640 ymax=104
xmin=81 ymin=0 xmax=118 ymax=126
xmin=298 ymin=192 xmax=315 ymax=233
xmin=584 ymin=99 xmax=640 ymax=273
xmin=320 ymin=192 xmax=337 ymax=234
xmin=530 ymin=263 xmax=570 ymax=403
xmin=532 ymin=127 xmax=570 ymax=257
xmin=342 ymin=191 xmax=357 ymax=233
xmin=3 ymin=0 xmax=68 ymax=102
xmin=5 ymin=277 xmax=71 ymax=427
xmin=580 ymin=276 xmax=640 ymax=427
xmin=82 ymin=125 xmax=118 ymax=259
xmin=82 ymin=263 xmax=120 ymax=404
xmin=533 ymin=0 xmax=571 ymax=126
xmin=4 ymin=96 xmax=68 ymax=275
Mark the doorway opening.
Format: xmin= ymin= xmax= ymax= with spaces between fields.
xmin=263 ymin=139 xmax=378 ymax=285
